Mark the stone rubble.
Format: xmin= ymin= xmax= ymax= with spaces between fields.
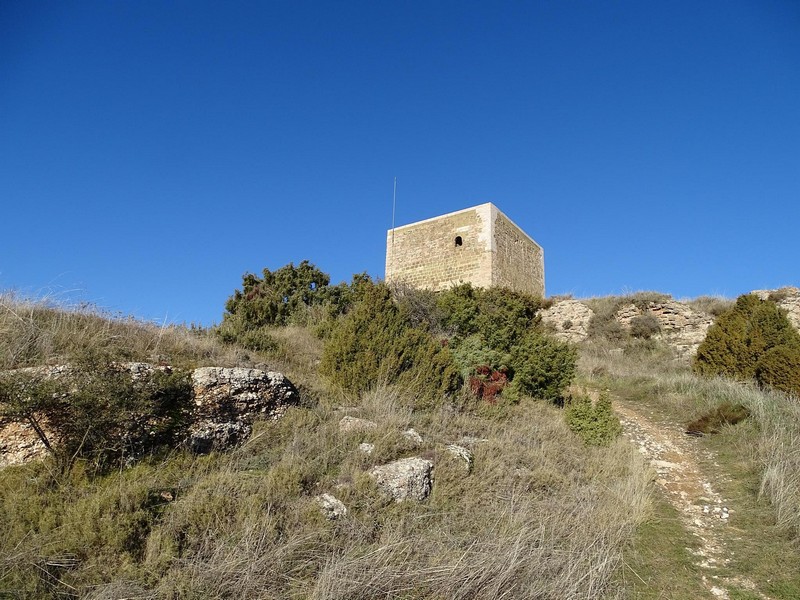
xmin=369 ymin=457 xmax=434 ymax=502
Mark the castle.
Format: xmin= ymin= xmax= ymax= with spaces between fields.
xmin=385 ymin=203 xmax=544 ymax=297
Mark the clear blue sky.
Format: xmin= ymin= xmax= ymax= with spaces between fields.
xmin=2 ymin=1 xmax=799 ymax=325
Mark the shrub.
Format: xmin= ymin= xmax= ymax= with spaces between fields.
xmin=435 ymin=284 xmax=543 ymax=352
xmin=685 ymin=401 xmax=750 ymax=435
xmin=223 ymin=260 xmax=331 ymax=328
xmin=507 ymin=331 xmax=577 ymax=402
xmin=693 ymin=294 xmax=800 ymax=396
xmin=219 ymin=263 xmax=373 ymax=348
xmin=755 ymin=346 xmax=800 ymax=397
xmin=565 ymin=392 xmax=622 ymax=446
xmin=449 ymin=334 xmax=509 ymax=380
xmin=320 ymin=283 xmax=460 ymax=405
xmin=629 ymin=314 xmax=661 ymax=340
xmin=0 ymin=352 xmax=193 ymax=472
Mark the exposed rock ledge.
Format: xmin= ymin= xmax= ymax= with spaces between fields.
xmin=0 ymin=364 xmax=299 ymax=468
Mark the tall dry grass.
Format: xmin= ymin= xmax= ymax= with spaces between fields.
xmin=656 ymin=374 xmax=800 ymax=537
xmin=0 ymin=293 xmax=247 ymax=370
xmin=0 ymin=300 xmax=652 ymax=598
xmin=580 ymin=330 xmax=800 ymax=542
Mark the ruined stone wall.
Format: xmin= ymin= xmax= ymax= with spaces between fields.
xmin=385 ymin=205 xmax=493 ymax=290
xmin=492 ymin=210 xmax=545 ymax=296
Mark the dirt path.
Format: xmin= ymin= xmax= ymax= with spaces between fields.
xmin=614 ymin=400 xmax=768 ymax=600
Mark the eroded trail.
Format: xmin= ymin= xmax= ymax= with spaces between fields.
xmin=614 ymin=400 xmax=768 ymax=600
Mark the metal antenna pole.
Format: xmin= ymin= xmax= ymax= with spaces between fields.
xmin=391 ymin=177 xmax=397 ymax=271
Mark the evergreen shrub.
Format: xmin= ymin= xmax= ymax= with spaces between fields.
xmin=565 ymin=392 xmax=622 ymax=446
xmin=507 ymin=331 xmax=577 ymax=402
xmin=693 ymin=294 xmax=800 ymax=396
xmin=319 ymin=283 xmax=460 ymax=405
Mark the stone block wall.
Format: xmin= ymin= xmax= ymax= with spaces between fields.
xmin=492 ymin=210 xmax=545 ymax=296
xmin=385 ymin=203 xmax=544 ymax=296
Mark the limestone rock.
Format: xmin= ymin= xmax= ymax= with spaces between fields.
xmin=646 ymin=301 xmax=714 ymax=356
xmin=0 ymin=421 xmax=50 ymax=468
xmin=358 ymin=442 xmax=375 ymax=455
xmin=614 ymin=304 xmax=642 ymax=326
xmin=369 ymin=457 xmax=434 ymax=502
xmin=402 ymin=428 xmax=423 ymax=445
xmin=1 ymin=364 xmax=301 ymax=466
xmin=189 ymin=367 xmax=299 ymax=453
xmin=614 ymin=301 xmax=713 ymax=357
xmin=540 ymin=300 xmax=594 ymax=343
xmin=314 ymin=493 xmax=347 ymax=520
xmin=751 ymin=287 xmax=800 ymax=332
xmin=338 ymin=416 xmax=378 ymax=433
xmin=445 ymin=444 xmax=473 ymax=473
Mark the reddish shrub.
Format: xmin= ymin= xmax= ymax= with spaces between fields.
xmin=468 ymin=365 xmax=509 ymax=404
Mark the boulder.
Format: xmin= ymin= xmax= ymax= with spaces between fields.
xmin=369 ymin=457 xmax=434 ymax=502
xmin=188 ymin=367 xmax=299 ymax=453
xmin=402 ymin=428 xmax=423 ymax=445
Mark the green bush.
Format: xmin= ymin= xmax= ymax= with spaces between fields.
xmin=435 ymin=284 xmax=543 ymax=352
xmin=565 ymin=392 xmax=622 ymax=446
xmin=320 ymin=283 xmax=460 ymax=405
xmin=507 ymin=331 xmax=577 ymax=402
xmin=223 ymin=260 xmax=331 ymax=328
xmin=218 ymin=262 xmax=373 ymax=349
xmin=0 ymin=352 xmax=193 ymax=472
xmin=449 ymin=334 xmax=509 ymax=380
xmin=693 ymin=294 xmax=800 ymax=396
xmin=629 ymin=314 xmax=661 ymax=339
xmin=755 ymin=345 xmax=800 ymax=397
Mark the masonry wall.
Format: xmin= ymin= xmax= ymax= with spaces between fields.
xmin=492 ymin=210 xmax=545 ymax=296
xmin=385 ymin=205 xmax=493 ymax=291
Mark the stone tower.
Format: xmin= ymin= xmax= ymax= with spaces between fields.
xmin=385 ymin=203 xmax=544 ymax=297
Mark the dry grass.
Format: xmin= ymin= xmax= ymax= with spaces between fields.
xmin=580 ymin=334 xmax=800 ymax=542
xmin=0 ymin=300 xmax=654 ymax=598
xmin=0 ymin=293 xmax=248 ymax=370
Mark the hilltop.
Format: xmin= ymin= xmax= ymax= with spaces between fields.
xmin=0 ymin=277 xmax=799 ymax=599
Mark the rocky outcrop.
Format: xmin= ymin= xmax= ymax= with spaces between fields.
xmin=0 ymin=421 xmax=50 ymax=468
xmin=615 ymin=301 xmax=714 ymax=357
xmin=0 ymin=365 xmax=300 ymax=467
xmin=189 ymin=367 xmax=299 ymax=453
xmin=540 ymin=300 xmax=594 ymax=343
xmin=751 ymin=287 xmax=800 ymax=332
xmin=369 ymin=457 xmax=434 ymax=502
